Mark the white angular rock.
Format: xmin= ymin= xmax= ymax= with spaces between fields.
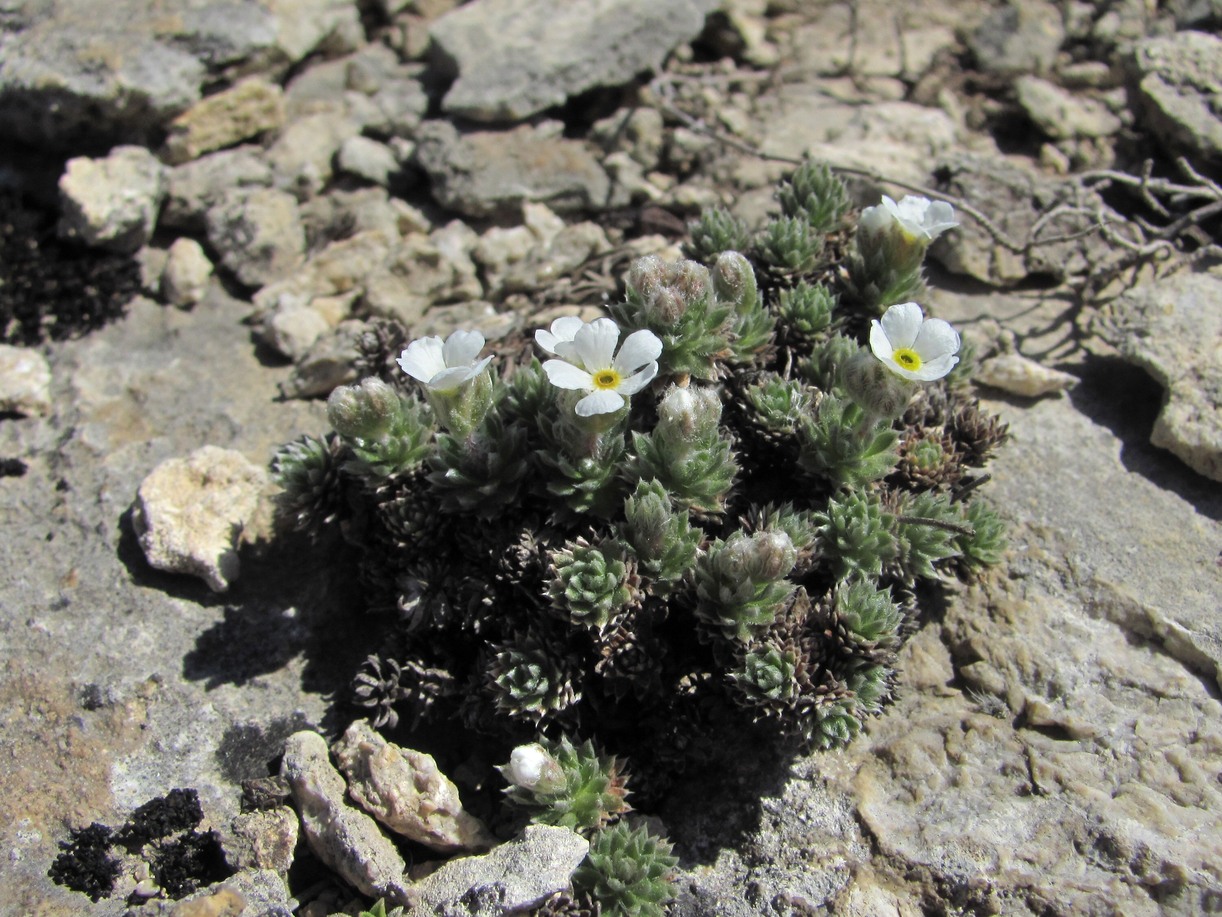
xmin=411 ymin=825 xmax=589 ymax=916
xmin=332 ymin=720 xmax=496 ymax=852
xmin=0 ymin=345 xmax=53 ymax=417
xmin=976 ymin=353 xmax=1079 ymax=398
xmin=162 ymin=147 xmax=275 ymax=232
xmin=337 ymin=135 xmax=400 ymax=187
xmin=1014 ymin=76 xmax=1122 ymax=140
xmin=131 ymin=446 xmax=269 ymax=592
xmin=57 ymin=146 xmax=167 ymax=254
xmin=279 ymin=319 xmax=365 ymax=399
xmin=281 ymin=730 xmax=417 ymax=907
xmin=161 ymin=238 xmax=214 ymax=308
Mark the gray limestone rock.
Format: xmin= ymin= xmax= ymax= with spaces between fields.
xmin=161 ymin=238 xmax=215 ymax=308
xmin=1124 ymin=31 xmax=1222 ymax=161
xmin=1014 ymin=75 xmax=1123 ymax=140
xmin=163 ymin=77 xmax=286 ymax=164
xmin=205 ymin=188 xmax=306 ymax=289
xmin=265 ymin=109 xmax=362 ymax=199
xmin=411 ymin=825 xmax=589 ymax=916
xmin=57 ymin=146 xmax=166 ymax=254
xmin=336 ymin=135 xmax=402 ymax=188
xmin=279 ymin=319 xmax=366 ymax=398
xmin=332 ymin=720 xmax=496 ymax=853
xmin=0 ymin=345 xmax=53 ymax=417
xmin=965 ymin=0 xmax=1065 ymax=76
xmin=162 ymin=147 xmax=275 ymax=233
xmin=131 ymin=445 xmax=270 ymax=592
xmin=429 ymin=0 xmax=717 ymax=122
xmin=414 ymin=120 xmax=611 ymax=218
xmin=282 ymin=730 xmax=417 ymax=907
xmin=1093 ymin=269 xmax=1222 ymax=482
xmin=930 ymin=151 xmax=1121 ymax=286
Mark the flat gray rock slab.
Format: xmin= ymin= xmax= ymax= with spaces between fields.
xmin=429 ymin=0 xmax=718 ymax=122
xmin=1125 ymin=30 xmax=1222 ymax=161
xmin=1093 ymin=269 xmax=1222 ymax=483
xmin=415 ymin=121 xmax=611 ymax=218
xmin=0 ymin=0 xmax=360 ymax=149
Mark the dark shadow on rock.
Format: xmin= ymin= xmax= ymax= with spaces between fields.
xmin=179 ymin=529 xmax=371 ymax=728
xmin=1066 ymin=353 xmax=1221 ymax=522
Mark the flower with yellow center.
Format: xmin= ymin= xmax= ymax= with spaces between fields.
xmin=869 ymin=302 xmax=960 ymax=382
xmin=540 ymin=317 xmax=663 ymax=416
xmin=860 ymin=195 xmax=958 ymax=244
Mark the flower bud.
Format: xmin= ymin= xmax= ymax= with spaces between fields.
xmin=750 ymin=530 xmax=796 ymax=580
xmin=507 ymin=743 xmax=564 ymax=793
xmin=842 ymin=351 xmax=911 ymax=421
xmin=327 ymin=377 xmax=400 ymax=440
xmin=711 ymin=251 xmax=758 ymax=312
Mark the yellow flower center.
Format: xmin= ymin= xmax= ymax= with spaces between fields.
xmin=592 ymin=369 xmax=621 ymax=390
xmin=892 ymin=348 xmax=922 ymax=371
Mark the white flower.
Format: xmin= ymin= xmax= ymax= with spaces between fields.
xmin=397 ymin=330 xmax=492 ymax=392
xmin=534 ymin=316 xmax=585 ymax=355
xmin=869 ymin=302 xmax=960 ymax=382
xmin=861 ymin=195 xmax=958 ymax=242
xmin=540 ymin=317 xmax=663 ymax=417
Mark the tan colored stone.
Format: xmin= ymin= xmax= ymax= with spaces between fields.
xmin=164 ymin=78 xmax=285 ymax=165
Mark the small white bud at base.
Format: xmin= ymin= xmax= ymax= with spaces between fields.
xmin=507 ymin=743 xmax=562 ymax=791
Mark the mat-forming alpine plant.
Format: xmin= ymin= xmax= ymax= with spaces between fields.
xmin=271 ymin=163 xmax=1008 ymax=907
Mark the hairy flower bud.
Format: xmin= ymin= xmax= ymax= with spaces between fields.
xmin=842 ymin=351 xmax=912 ymax=421
xmin=506 ymin=743 xmax=564 ymax=792
xmin=327 ymin=377 xmax=400 ymax=440
xmin=711 ymin=251 xmax=758 ymax=313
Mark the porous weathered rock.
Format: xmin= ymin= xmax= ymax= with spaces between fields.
xmin=134 ymin=868 xmax=293 ymax=917
xmin=161 ymin=238 xmax=215 ymax=308
xmin=411 ymin=825 xmax=589 ymax=916
xmin=281 ymin=730 xmax=416 ymax=907
xmin=0 ymin=345 xmax=53 ymax=417
xmin=333 ymin=720 xmax=496 ymax=852
xmin=226 ymin=808 xmax=299 ymax=873
xmin=975 ymin=352 xmax=1079 ymax=398
xmin=205 ymin=188 xmax=306 ymax=289
xmin=163 ymin=77 xmax=286 ymax=164
xmin=1092 ymin=269 xmax=1222 ymax=481
xmin=131 ymin=446 xmax=269 ymax=592
xmin=266 ymin=109 xmax=362 ymax=199
xmin=57 ymin=146 xmax=167 ymax=254
xmin=429 ymin=0 xmax=717 ymax=122
xmin=362 ymin=224 xmax=484 ymax=326
xmin=414 ymin=120 xmax=611 ymax=218
xmin=1125 ymin=30 xmax=1222 ymax=161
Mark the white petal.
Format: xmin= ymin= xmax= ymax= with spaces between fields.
xmin=575 ymin=389 xmax=625 ymax=416
xmin=858 ymin=203 xmax=891 ymax=235
xmin=913 ymin=318 xmax=960 ymax=361
xmin=398 ymin=337 xmax=446 ymax=382
xmin=912 ymin=353 xmax=958 ymax=381
xmin=542 ymin=359 xmax=594 ymax=390
xmin=570 ymin=318 xmax=620 ymax=371
xmin=535 ymin=316 xmax=585 ymax=354
xmin=613 ymin=329 xmax=664 ymax=373
xmin=880 ymin=195 xmax=902 ymax=220
xmin=879 ymin=302 xmax=924 ymax=349
xmin=924 ymin=200 xmax=958 ymax=236
xmin=428 ymin=366 xmax=477 ymax=391
xmin=615 ymin=361 xmax=658 ymax=396
xmin=869 ymin=320 xmax=895 ymax=362
xmin=442 ymin=329 xmax=485 ymax=368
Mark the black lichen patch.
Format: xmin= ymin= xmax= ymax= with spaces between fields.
xmin=149 ymin=829 xmax=229 ymax=899
xmin=115 ymin=788 xmax=203 ymax=848
xmin=0 ymin=457 xmax=28 ymax=477
xmin=0 ymin=192 xmax=141 ymax=345
xmin=47 ymin=822 xmax=120 ymax=902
